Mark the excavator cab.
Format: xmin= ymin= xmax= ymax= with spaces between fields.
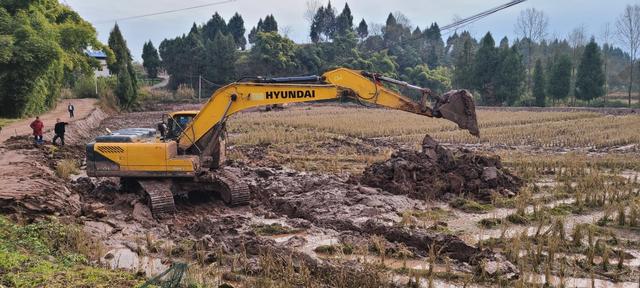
xmin=164 ymin=111 xmax=198 ymax=140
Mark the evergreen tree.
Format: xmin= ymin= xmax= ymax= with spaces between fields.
xmin=107 ymin=23 xmax=130 ymax=74
xmin=532 ymin=59 xmax=546 ymax=106
xmin=322 ymin=1 xmax=336 ymax=39
xmin=108 ymin=24 xmax=138 ymax=109
xmin=499 ymin=36 xmax=509 ymax=49
xmin=575 ymin=39 xmax=605 ymax=102
xmin=425 ymin=23 xmax=444 ymax=68
xmin=205 ymin=32 xmax=237 ymax=84
xmin=453 ymin=36 xmax=475 ymax=89
xmin=202 ymin=13 xmax=227 ymax=41
xmin=247 ymin=18 xmax=265 ymax=45
xmin=142 ymin=40 xmax=161 ymax=78
xmin=310 ymin=3 xmax=338 ymax=42
xmin=115 ymin=66 xmax=136 ymax=109
xmin=383 ymin=13 xmax=400 ymax=44
xmin=386 ymin=13 xmax=397 ymax=26
xmin=335 ymin=3 xmax=353 ymax=36
xmin=548 ymin=54 xmax=572 ymax=103
xmin=473 ymin=32 xmax=499 ymax=105
xmin=495 ymin=46 xmax=526 ymax=105
xmin=310 ymin=6 xmax=325 ymax=43
xmin=448 ymin=31 xmax=477 ymax=68
xmin=189 ymin=23 xmax=199 ymax=35
xmin=248 ymin=25 xmax=258 ymax=44
xmin=227 ymin=13 xmax=247 ymax=50
xmin=357 ymin=19 xmax=368 ymax=39
xmin=262 ymin=15 xmax=278 ymax=33
xmin=412 ymin=27 xmax=422 ymax=37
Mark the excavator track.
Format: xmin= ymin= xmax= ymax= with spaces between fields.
xmin=138 ymin=179 xmax=176 ymax=216
xmin=214 ymin=169 xmax=250 ymax=206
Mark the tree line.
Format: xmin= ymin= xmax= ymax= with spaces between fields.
xmin=149 ymin=3 xmax=640 ymax=107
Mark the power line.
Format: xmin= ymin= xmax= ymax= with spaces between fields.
xmin=94 ymin=0 xmax=238 ymax=24
xmin=440 ymin=0 xmax=526 ymax=31
xmin=362 ymin=0 xmax=526 ymax=56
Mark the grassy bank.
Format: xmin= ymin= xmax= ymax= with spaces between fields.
xmin=0 ymin=216 xmax=144 ymax=288
xmin=0 ymin=118 xmax=17 ymax=129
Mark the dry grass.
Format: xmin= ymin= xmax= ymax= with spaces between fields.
xmin=228 ymin=106 xmax=602 ymax=143
xmin=55 ymin=159 xmax=79 ymax=179
xmin=433 ymin=115 xmax=640 ymax=148
xmin=226 ymin=105 xmax=639 ymax=174
xmin=228 ymin=105 xmax=638 ymax=149
xmin=0 ymin=118 xmax=17 ymax=129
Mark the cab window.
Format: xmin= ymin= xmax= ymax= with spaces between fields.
xmin=166 ymin=115 xmax=194 ymax=139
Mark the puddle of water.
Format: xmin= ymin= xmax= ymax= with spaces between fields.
xmin=525 ymin=273 xmax=638 ymax=288
xmin=302 ymin=233 xmax=340 ymax=255
xmin=267 ymin=232 xmax=309 ymax=243
xmin=616 ymin=170 xmax=639 ymax=182
xmin=104 ymin=248 xmax=169 ymax=277
xmin=319 ymin=253 xmax=451 ymax=273
xmin=623 ymin=249 xmax=640 ymax=267
xmin=393 ymin=275 xmax=482 ymax=288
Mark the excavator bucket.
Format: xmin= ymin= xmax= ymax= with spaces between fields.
xmin=436 ymin=90 xmax=480 ymax=137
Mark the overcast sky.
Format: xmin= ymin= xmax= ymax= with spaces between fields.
xmin=65 ymin=0 xmax=635 ymax=61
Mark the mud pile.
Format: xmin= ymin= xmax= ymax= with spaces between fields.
xmin=361 ymin=135 xmax=522 ymax=201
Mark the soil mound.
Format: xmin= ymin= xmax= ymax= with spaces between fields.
xmin=361 ymin=135 xmax=522 ymax=201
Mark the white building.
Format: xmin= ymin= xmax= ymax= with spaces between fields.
xmin=85 ymin=50 xmax=110 ymax=77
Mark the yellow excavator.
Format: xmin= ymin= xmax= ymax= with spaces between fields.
xmin=86 ymin=68 xmax=479 ymax=216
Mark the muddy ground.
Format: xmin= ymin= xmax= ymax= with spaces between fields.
xmin=2 ymin=104 xmax=639 ymax=287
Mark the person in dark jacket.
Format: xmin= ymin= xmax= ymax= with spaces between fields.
xmin=53 ymin=118 xmax=69 ymax=146
xmin=68 ymin=103 xmax=75 ymax=118
xmin=30 ymin=116 xmax=44 ymax=144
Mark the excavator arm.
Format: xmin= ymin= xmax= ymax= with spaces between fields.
xmin=178 ymin=68 xmax=479 ymax=155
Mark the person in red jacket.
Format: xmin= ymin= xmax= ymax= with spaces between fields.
xmin=30 ymin=116 xmax=44 ymax=144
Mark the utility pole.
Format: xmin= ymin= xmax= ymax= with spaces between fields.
xmin=95 ymin=74 xmax=98 ymax=96
xmin=198 ymin=75 xmax=202 ymax=102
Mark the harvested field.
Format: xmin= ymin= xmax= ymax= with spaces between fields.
xmin=2 ymin=103 xmax=640 ymax=287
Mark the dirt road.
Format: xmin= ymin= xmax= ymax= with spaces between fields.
xmin=151 ymin=74 xmax=169 ymax=89
xmin=0 ymin=98 xmax=97 ymax=143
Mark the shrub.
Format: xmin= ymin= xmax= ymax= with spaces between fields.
xmin=73 ymin=76 xmax=97 ymax=98
xmin=175 ymin=84 xmax=196 ymax=99
xmin=73 ymin=76 xmax=117 ymax=99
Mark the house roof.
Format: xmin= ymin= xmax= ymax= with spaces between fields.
xmin=85 ymin=50 xmax=107 ymax=59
